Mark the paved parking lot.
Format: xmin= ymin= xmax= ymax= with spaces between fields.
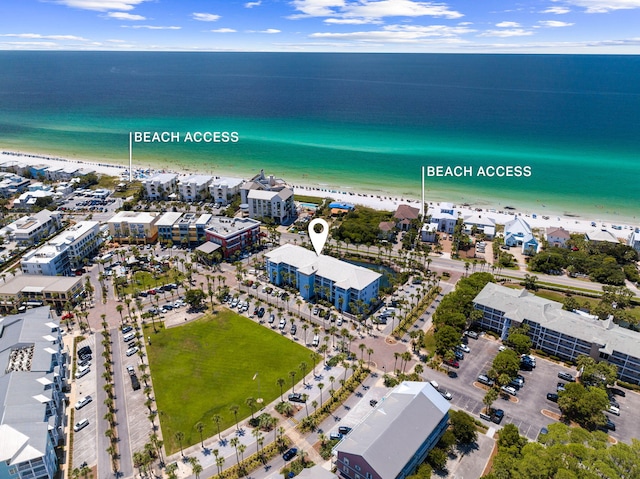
xmin=71 ymin=336 xmax=98 ymax=469
xmin=422 ymin=334 xmax=639 ymax=442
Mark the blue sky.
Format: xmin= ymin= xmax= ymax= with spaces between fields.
xmin=1 ymin=0 xmax=639 ymax=53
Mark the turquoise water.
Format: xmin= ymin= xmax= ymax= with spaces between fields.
xmin=1 ymin=52 xmax=639 ymax=222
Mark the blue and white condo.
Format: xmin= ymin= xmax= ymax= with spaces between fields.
xmin=264 ymin=244 xmax=381 ymax=313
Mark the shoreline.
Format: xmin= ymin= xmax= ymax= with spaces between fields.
xmin=1 ymin=149 xmax=637 ymax=237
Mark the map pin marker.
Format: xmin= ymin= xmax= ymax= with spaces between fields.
xmin=308 ymin=218 xmax=329 ymax=256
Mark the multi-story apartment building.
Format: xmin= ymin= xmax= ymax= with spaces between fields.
xmin=1 ymin=210 xmax=62 ymax=245
xmin=240 ymin=170 xmax=295 ymax=224
xmin=473 ymin=282 xmax=640 ymax=385
xmin=0 ymin=307 xmax=68 ymax=479
xmin=107 ymin=211 xmax=160 ymax=244
xmin=178 ymin=175 xmax=212 ymax=202
xmin=265 ymin=244 xmax=381 ymax=313
xmin=209 ymin=177 xmax=243 ymax=206
xmin=142 ymin=173 xmax=178 ymax=201
xmin=334 ymin=382 xmax=450 ymax=479
xmin=21 ymin=244 xmax=70 ymax=276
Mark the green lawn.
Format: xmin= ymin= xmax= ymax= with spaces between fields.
xmin=124 ymin=269 xmax=184 ymax=296
xmin=145 ymin=311 xmax=312 ymax=453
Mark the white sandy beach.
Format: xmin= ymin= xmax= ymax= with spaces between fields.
xmin=1 ymin=150 xmax=637 ymax=239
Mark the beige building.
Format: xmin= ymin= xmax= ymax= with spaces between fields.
xmin=0 ymin=275 xmax=84 ymax=314
xmin=107 ymin=211 xmax=160 ymax=244
xmin=142 ymin=173 xmax=178 ymax=200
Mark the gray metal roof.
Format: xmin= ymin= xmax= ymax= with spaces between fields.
xmin=474 ymin=283 xmax=640 ymax=358
xmin=335 ymin=381 xmax=449 ymax=479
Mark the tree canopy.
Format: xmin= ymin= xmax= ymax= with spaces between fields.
xmin=557 ymin=382 xmax=610 ymax=430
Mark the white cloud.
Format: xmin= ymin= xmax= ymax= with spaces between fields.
xmin=0 ymin=41 xmax=59 ymax=47
xmin=324 ymin=18 xmax=383 ymax=24
xmin=210 ymin=28 xmax=237 ymax=33
xmin=123 ymin=25 xmax=181 ymax=30
xmin=0 ymin=33 xmax=88 ymax=41
xmin=192 ymin=13 xmax=221 ymax=22
xmin=310 ymin=23 xmax=475 ymax=43
xmin=562 ymin=0 xmax=640 ymax=12
xmin=107 ymin=12 xmax=145 ymax=20
xmin=541 ymin=6 xmax=571 ymax=13
xmin=260 ymin=29 xmax=281 ymax=33
xmin=479 ymin=28 xmax=533 ymax=37
xmin=52 ymin=0 xmax=149 ymax=11
xmin=290 ymin=0 xmax=463 ymax=20
xmin=538 ymin=20 xmax=574 ymax=27
xmin=245 ymin=0 xmax=262 ymax=7
xmin=495 ymin=21 xmax=521 ymax=27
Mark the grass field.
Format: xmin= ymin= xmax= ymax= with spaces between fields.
xmin=145 ymin=311 xmax=312 ymax=453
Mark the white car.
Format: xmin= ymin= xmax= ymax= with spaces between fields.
xmin=501 ymin=386 xmax=517 ymax=396
xmin=75 ymin=395 xmax=92 ymax=410
xmin=498 ymin=345 xmax=507 ymax=352
xmin=608 ymin=405 xmax=620 ymax=416
xmin=74 ymin=419 xmax=89 ymax=432
xmin=279 ymin=318 xmax=286 ymax=330
xmin=429 ymin=380 xmax=439 ymax=390
xmin=126 ymin=346 xmax=139 ymax=357
xmin=75 ymin=365 xmax=90 ymax=379
xmin=457 ymin=344 xmax=470 ymax=353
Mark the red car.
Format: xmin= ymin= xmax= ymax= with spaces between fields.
xmin=148 ymin=289 xmax=156 ymax=295
xmin=444 ymin=359 xmax=460 ymax=368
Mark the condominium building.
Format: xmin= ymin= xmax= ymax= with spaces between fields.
xmin=473 ymin=282 xmax=640 ymax=385
xmin=20 ymin=221 xmax=101 ymax=275
xmin=265 ymin=244 xmax=381 ymax=313
xmin=0 ymin=307 xmax=68 ymax=479
xmin=142 ymin=173 xmax=178 ymax=201
xmin=0 ymin=275 xmax=84 ymax=314
xmin=1 ymin=210 xmax=62 ymax=245
xmin=209 ymin=177 xmax=243 ymax=206
xmin=107 ymin=211 xmax=160 ymax=244
xmin=204 ymin=217 xmax=261 ymax=259
xmin=178 ymin=175 xmax=213 ymax=202
xmin=156 ymin=212 xmax=213 ymax=246
xmin=240 ymin=170 xmax=295 ymax=224
xmin=334 ymin=381 xmax=450 ymax=479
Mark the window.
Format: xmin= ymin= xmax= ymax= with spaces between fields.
xmin=355 ymin=465 xmax=361 ymax=471
xmin=344 ymin=458 xmax=349 ymax=466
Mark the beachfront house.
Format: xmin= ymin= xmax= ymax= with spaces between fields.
xmin=545 ymin=226 xmax=571 ymax=248
xmin=178 ymin=174 xmax=213 ymax=202
xmin=628 ymin=229 xmax=640 ymax=252
xmin=394 ymin=204 xmax=420 ymax=231
xmin=585 ymin=229 xmax=620 ymax=245
xmin=334 ymin=381 xmax=450 ymax=479
xmin=142 ymin=173 xmax=178 ymax=201
xmin=463 ymin=213 xmax=496 ymax=239
xmin=420 ymin=222 xmax=438 ymax=243
xmin=0 ymin=307 xmax=68 ymax=479
xmin=427 ymin=202 xmax=460 ymax=234
xmin=265 ymin=244 xmax=380 ymax=313
xmin=504 ymin=217 xmax=538 ymax=255
xmin=473 ymin=283 xmax=640 ymax=385
xmin=209 ymin=176 xmax=243 ymax=206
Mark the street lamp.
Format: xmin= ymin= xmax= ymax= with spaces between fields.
xmin=253 ymin=372 xmax=263 ymax=405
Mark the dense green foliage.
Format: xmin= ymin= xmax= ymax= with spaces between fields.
xmin=145 ymin=312 xmax=311 ymax=453
xmin=449 ymin=410 xmax=478 ymax=445
xmin=575 ymin=355 xmax=618 ymax=388
xmin=331 ymin=207 xmax=393 ymax=245
xmin=489 ymin=349 xmax=521 ymax=385
xmin=557 ymin=383 xmax=610 ymax=430
xmin=505 ymin=325 xmax=532 ymax=355
xmin=529 ymin=240 xmax=638 ymax=285
xmin=484 ymin=422 xmax=640 ymax=479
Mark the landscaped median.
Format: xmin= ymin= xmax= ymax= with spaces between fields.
xmin=143 ymin=309 xmax=312 ymax=453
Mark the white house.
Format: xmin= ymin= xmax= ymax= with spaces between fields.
xmin=463 ymin=213 xmax=496 ymax=239
xmin=427 ymin=202 xmax=459 ymax=234
xmin=546 ymin=227 xmax=571 ymax=248
xmin=504 ymin=217 xmax=538 ymax=255
xmin=628 ymin=229 xmax=640 ymax=252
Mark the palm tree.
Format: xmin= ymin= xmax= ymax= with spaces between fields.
xmin=289 ymin=370 xmax=297 ymax=393
xmin=195 ymin=421 xmax=205 ymax=448
xmin=318 ymin=382 xmax=324 ymax=406
xmin=238 ymin=443 xmax=247 ymax=463
xmin=189 ymin=457 xmax=203 ymax=479
xmin=246 ymin=396 xmax=257 ymax=419
xmin=230 ymin=436 xmax=240 ymax=465
xmin=229 ymin=404 xmax=240 ymax=431
xmin=299 ymin=361 xmax=308 ymax=386
xmin=174 ymin=431 xmax=185 ymax=457
xmin=212 ymin=413 xmax=223 ymax=440
xmin=277 ymin=377 xmax=286 ymax=402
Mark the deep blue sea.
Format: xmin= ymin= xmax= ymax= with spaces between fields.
xmin=0 ymin=52 xmax=639 ymax=221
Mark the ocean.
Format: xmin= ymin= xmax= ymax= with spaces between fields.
xmin=0 ymin=52 xmax=639 ymax=222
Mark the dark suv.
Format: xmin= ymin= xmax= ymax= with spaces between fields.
xmin=288 ymin=393 xmax=306 ymax=403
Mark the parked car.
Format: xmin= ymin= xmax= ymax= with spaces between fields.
xmin=126 ymin=346 xmax=139 ymax=357
xmin=465 ymin=330 xmax=479 ymax=339
xmin=288 ymin=393 xmax=306 ymax=403
xmin=268 ymin=314 xmax=276 ymax=324
xmin=558 ymin=371 xmax=575 ymax=382
xmin=547 ymin=393 xmax=559 ymax=402
xmin=557 ymin=382 xmax=566 ymax=392
xmin=491 ymin=409 xmax=504 ymax=424
xmin=78 ymin=345 xmax=92 ymax=358
xmin=338 ymin=426 xmax=352 ymax=435
xmin=257 ymin=308 xmax=265 ymax=318
xmin=279 ymin=318 xmax=286 ymax=330
xmin=283 ymin=448 xmax=298 ymax=461
xmin=608 ymin=405 xmax=620 ymax=416
xmin=444 ymin=359 xmax=460 ymax=368
xmin=74 ymin=419 xmax=89 ymax=432
xmin=454 ymin=350 xmax=464 ymax=361
xmin=608 ymin=387 xmax=626 ymax=397
xmin=329 ymin=432 xmax=343 ymax=441
xmin=121 ymin=325 xmax=133 ymax=334
xmin=439 ymin=389 xmax=453 ymax=400
xmin=477 ymin=375 xmax=495 ymax=387
xmin=75 ymin=365 xmax=90 ymax=379
xmin=290 ymin=324 xmax=297 ymax=335
xmin=74 ymin=395 xmax=92 ymax=410
xmin=457 ymin=344 xmax=470 ymax=353
xmin=501 ymin=385 xmax=517 ymax=396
